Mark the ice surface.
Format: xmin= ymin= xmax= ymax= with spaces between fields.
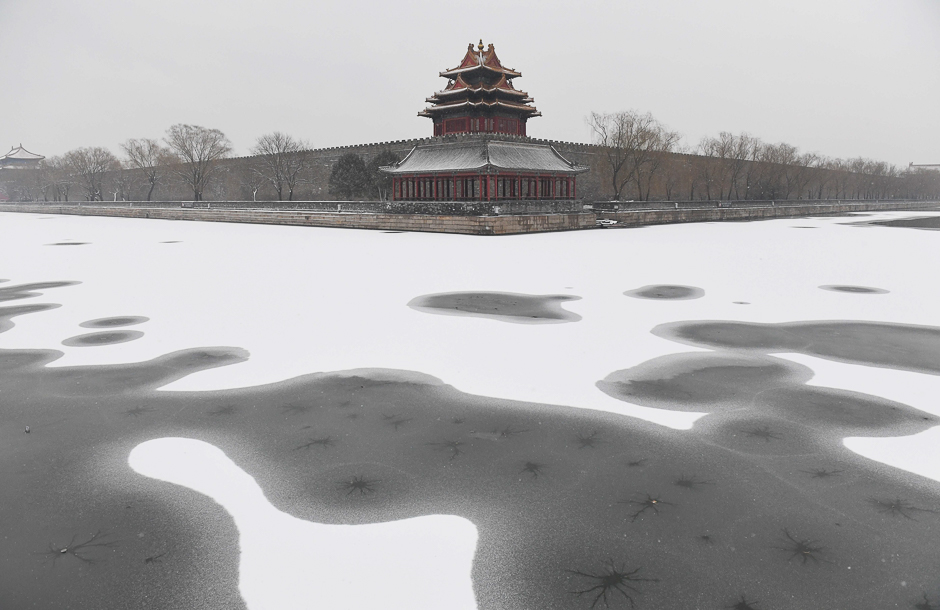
xmin=5 ymin=209 xmax=940 ymax=608
xmin=1 ymin=209 xmax=938 ymax=439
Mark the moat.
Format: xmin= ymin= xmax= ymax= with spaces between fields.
xmin=2 ymin=209 xmax=940 ymax=609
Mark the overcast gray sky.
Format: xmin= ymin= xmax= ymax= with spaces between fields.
xmin=2 ymin=0 xmax=938 ymax=166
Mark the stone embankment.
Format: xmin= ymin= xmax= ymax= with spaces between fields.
xmin=592 ymin=200 xmax=940 ymax=228
xmin=0 ymin=202 xmax=593 ymax=235
xmin=1 ymin=200 xmax=936 ymax=235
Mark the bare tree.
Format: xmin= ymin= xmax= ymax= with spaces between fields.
xmin=121 ymin=138 xmax=178 ymax=201
xmin=697 ymin=136 xmax=730 ymax=200
xmin=634 ymin=126 xmax=681 ymax=201
xmin=725 ymin=133 xmax=758 ymax=199
xmin=587 ymin=111 xmax=635 ymax=200
xmin=164 ymin=124 xmax=232 ymax=201
xmin=588 ymin=110 xmax=682 ymax=201
xmin=35 ymin=159 xmax=57 ymax=201
xmin=248 ymin=132 xmax=311 ymax=201
xmin=239 ymin=164 xmax=268 ymax=202
xmin=62 ymin=147 xmax=120 ymax=201
xmin=44 ymin=156 xmax=73 ymax=201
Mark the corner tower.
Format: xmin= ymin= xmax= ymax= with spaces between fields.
xmin=420 ymin=41 xmax=541 ymax=137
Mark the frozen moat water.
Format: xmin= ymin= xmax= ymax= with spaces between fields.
xmin=1 ymin=210 xmax=939 ymax=610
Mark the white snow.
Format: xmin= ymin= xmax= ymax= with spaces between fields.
xmin=129 ymin=437 xmax=478 ymax=610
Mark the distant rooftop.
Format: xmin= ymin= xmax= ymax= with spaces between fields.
xmin=1 ymin=144 xmax=44 ymax=162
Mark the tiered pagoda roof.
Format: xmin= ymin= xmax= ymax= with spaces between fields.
xmin=420 ymin=41 xmax=541 ymax=136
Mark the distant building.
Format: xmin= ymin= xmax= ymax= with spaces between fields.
xmin=0 ymin=144 xmax=45 ymax=169
xmin=382 ymin=42 xmax=587 ymax=203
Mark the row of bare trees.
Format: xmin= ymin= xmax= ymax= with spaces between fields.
xmin=587 ymin=110 xmax=940 ymax=202
xmin=694 ymin=132 xmax=914 ymax=201
xmin=4 ymin=125 xmax=318 ymax=203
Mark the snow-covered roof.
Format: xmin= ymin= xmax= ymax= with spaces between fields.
xmin=419 ymin=99 xmax=540 ymax=117
xmin=381 ymin=139 xmax=588 ymax=175
xmin=1 ymin=144 xmax=44 ymax=161
xmin=439 ymin=42 xmax=522 ymax=79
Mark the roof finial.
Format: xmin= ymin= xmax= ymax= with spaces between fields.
xmin=478 ymin=39 xmax=484 ymax=53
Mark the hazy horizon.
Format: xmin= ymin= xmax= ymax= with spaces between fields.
xmin=2 ymin=0 xmax=938 ymax=166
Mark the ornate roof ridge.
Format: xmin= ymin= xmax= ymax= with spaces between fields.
xmin=439 ymin=41 xmax=522 ymax=79
xmin=433 ymin=74 xmax=527 ymax=98
xmin=419 ymin=99 xmax=541 ymax=116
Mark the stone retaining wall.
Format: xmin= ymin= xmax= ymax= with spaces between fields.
xmin=1 ymin=200 xmax=936 ymax=235
xmin=595 ymin=200 xmax=940 ymax=227
xmin=0 ymin=203 xmax=594 ymax=235
xmin=55 ymin=199 xmax=583 ymax=215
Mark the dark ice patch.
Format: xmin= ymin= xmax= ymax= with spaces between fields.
xmin=599 ymin=351 xmax=934 ymax=437
xmin=654 ymin=320 xmax=940 ymax=375
xmin=819 ymin=285 xmax=889 ymax=294
xmin=62 ymin=330 xmax=144 ymax=347
xmin=160 ymin=240 xmax=181 ymax=243
xmin=869 ymin=216 xmax=940 ymax=230
xmin=598 ymin=352 xmax=805 ymax=411
xmin=0 ymin=280 xmax=79 ymax=303
xmin=44 ymin=347 xmax=249 ymax=396
xmin=624 ymin=284 xmax=704 ymax=300
xmin=0 ymin=304 xmax=61 ymax=335
xmin=760 ymin=385 xmax=934 ymax=435
xmin=80 ymin=316 xmax=149 ymax=329
xmin=46 ymin=242 xmax=89 ymax=246
xmin=408 ymin=291 xmax=581 ymax=323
